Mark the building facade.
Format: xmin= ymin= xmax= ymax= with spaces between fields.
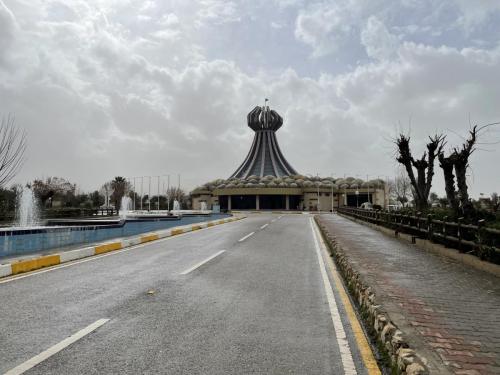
xmin=191 ymin=104 xmax=387 ymax=211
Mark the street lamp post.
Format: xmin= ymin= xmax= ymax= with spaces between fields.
xmin=355 ymin=190 xmax=359 ymax=208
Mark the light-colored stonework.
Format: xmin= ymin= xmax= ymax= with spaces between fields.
xmin=191 ymin=175 xmax=388 ymax=211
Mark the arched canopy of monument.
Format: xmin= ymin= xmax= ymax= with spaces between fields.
xmin=230 ymin=105 xmax=298 ymax=179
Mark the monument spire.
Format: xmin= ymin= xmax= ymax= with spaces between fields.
xmin=229 ymin=103 xmax=298 ymax=178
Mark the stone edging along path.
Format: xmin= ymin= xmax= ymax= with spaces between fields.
xmin=0 ymin=216 xmax=244 ymax=279
xmin=315 ymin=215 xmax=430 ymax=375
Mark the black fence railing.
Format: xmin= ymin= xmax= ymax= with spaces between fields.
xmin=337 ymin=207 xmax=500 ymax=264
xmin=41 ymin=208 xmax=118 ymax=218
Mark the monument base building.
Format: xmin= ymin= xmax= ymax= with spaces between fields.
xmin=191 ymin=104 xmax=387 ymax=211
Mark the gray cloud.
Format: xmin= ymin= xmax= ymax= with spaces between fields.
xmin=0 ymin=0 xmax=499 ymax=197
xmin=0 ymin=0 xmax=17 ymax=64
xmin=361 ymin=16 xmax=399 ymax=61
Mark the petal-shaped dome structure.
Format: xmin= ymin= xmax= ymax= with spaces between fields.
xmin=230 ymin=105 xmax=298 ymax=178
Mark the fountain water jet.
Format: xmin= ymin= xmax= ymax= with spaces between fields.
xmin=173 ymin=200 xmax=180 ymax=211
xmin=119 ymin=196 xmax=133 ymax=220
xmin=16 ymin=186 xmax=40 ymax=227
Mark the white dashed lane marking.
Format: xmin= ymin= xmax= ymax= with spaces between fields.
xmin=238 ymin=232 xmax=255 ymax=242
xmin=180 ymin=250 xmax=226 ymax=275
xmin=4 ymin=319 xmax=110 ymax=375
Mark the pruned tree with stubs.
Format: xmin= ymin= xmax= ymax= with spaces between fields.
xmin=395 ymin=134 xmax=445 ymax=211
xmin=438 ymin=124 xmax=497 ymax=219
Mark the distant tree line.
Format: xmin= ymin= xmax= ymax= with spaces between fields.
xmin=0 ymin=174 xmax=191 ymax=222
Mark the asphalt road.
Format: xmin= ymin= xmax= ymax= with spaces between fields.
xmin=0 ymin=213 xmax=373 ymax=374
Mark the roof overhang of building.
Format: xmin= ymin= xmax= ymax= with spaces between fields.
xmin=213 ymin=187 xmax=303 ymax=196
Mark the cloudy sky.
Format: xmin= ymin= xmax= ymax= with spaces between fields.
xmin=1 ymin=0 xmax=499 ymax=196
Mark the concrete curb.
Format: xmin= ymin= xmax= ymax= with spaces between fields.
xmin=315 ymin=216 xmax=430 ymax=375
xmin=0 ymin=216 xmax=245 ymax=279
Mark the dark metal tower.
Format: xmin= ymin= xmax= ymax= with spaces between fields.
xmin=230 ymin=104 xmax=298 ymax=178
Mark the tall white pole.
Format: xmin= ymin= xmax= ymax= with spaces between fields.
xmin=133 ymin=177 xmax=136 ymax=211
xmin=148 ymin=176 xmax=151 ymax=211
xmin=140 ymin=176 xmax=144 ymax=210
xmin=167 ymin=174 xmax=170 ymax=211
xmin=177 ymin=174 xmax=180 ymax=204
xmin=157 ymin=176 xmax=160 ymax=211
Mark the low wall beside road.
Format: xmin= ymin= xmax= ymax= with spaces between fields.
xmin=0 ymin=214 xmax=230 ymax=258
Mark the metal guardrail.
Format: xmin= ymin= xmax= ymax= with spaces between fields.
xmin=337 ymin=207 xmax=500 ymax=264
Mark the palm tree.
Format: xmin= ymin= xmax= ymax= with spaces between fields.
xmin=110 ymin=176 xmax=130 ymax=210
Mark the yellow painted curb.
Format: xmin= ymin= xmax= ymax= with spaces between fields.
xmin=95 ymin=242 xmax=122 ymax=255
xmin=2 ymin=216 xmax=242 ymax=280
xmin=11 ymin=255 xmax=61 ymax=275
xmin=141 ymin=234 xmax=159 ymax=243
xmin=315 ymin=221 xmax=381 ymax=374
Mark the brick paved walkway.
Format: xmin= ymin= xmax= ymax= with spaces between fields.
xmin=318 ymin=214 xmax=500 ymax=375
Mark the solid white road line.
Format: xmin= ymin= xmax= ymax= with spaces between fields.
xmin=4 ymin=319 xmax=110 ymax=375
xmin=180 ymin=250 xmax=226 ymax=275
xmin=310 ymin=218 xmax=357 ymax=375
xmin=238 ymin=232 xmax=255 ymax=242
xmin=260 ymin=224 xmax=268 ymax=230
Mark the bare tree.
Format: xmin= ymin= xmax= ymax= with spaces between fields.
xmin=166 ymin=187 xmax=187 ymax=209
xmin=99 ymin=182 xmax=114 ymax=208
xmin=395 ymin=134 xmax=445 ymax=211
xmin=0 ymin=115 xmax=27 ymax=188
xmin=32 ymin=177 xmax=76 ymax=206
xmin=388 ymin=169 xmax=413 ymax=207
xmin=438 ymin=151 xmax=458 ymax=212
xmin=438 ymin=125 xmax=489 ymax=219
